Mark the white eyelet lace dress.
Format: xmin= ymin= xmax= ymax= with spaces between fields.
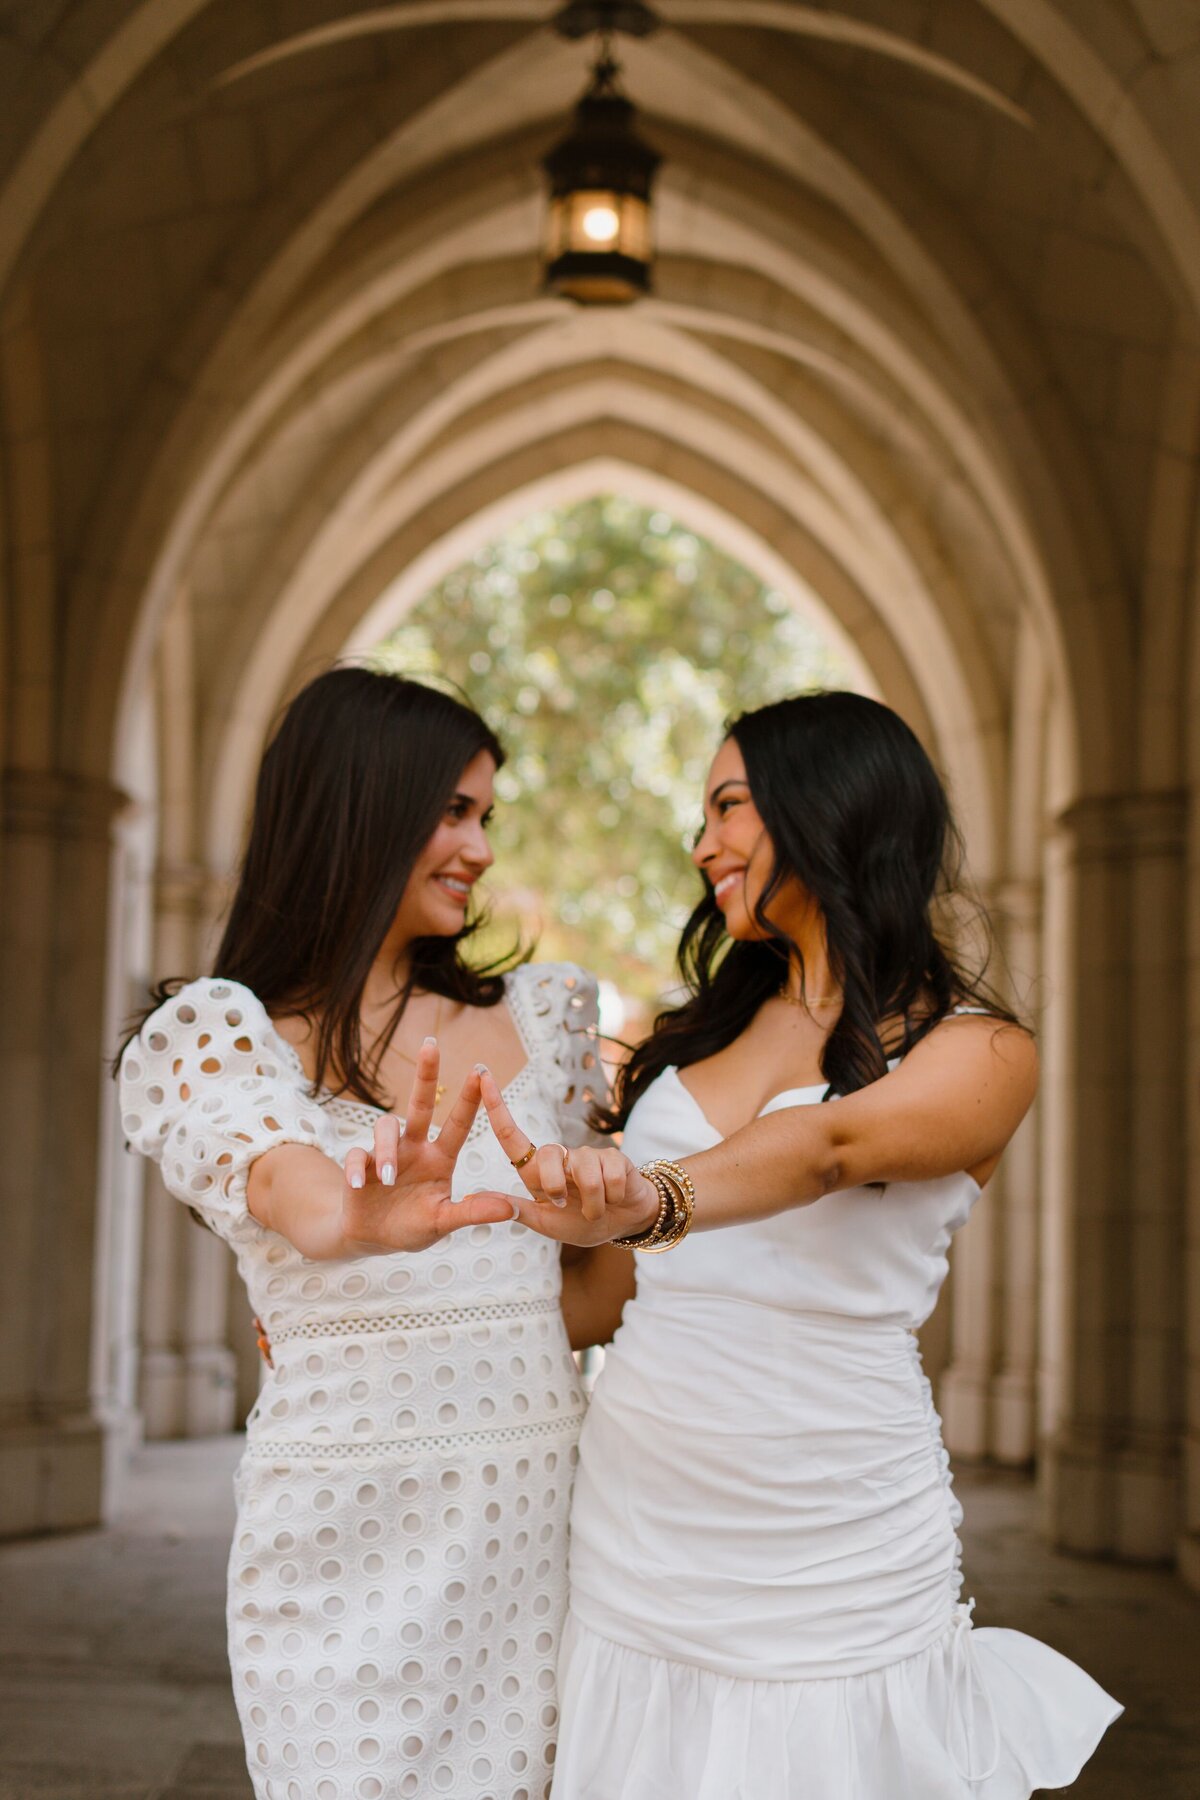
xmin=553 ymin=1046 xmax=1122 ymax=1800
xmin=118 ymin=962 xmax=602 ymax=1800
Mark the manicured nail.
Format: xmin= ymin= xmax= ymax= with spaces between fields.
xmin=475 ymin=1063 xmax=488 ymax=1075
xmin=508 ymin=1199 xmax=522 ymax=1221
xmin=381 ymin=1163 xmax=396 ymax=1186
xmin=348 ymin=1170 xmax=365 ymax=1190
xmin=423 ymin=1036 xmax=437 ymax=1048
xmin=553 ymin=1195 xmax=568 ymax=1210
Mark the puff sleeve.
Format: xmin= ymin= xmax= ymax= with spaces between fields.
xmin=118 ymin=977 xmax=331 ymax=1236
xmin=544 ymin=964 xmax=608 ymax=1149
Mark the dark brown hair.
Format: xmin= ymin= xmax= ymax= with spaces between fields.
xmin=126 ymin=666 xmax=517 ymax=1106
xmin=600 ymin=690 xmax=1020 ymax=1130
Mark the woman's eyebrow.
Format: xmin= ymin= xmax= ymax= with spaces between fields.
xmin=708 ymin=778 xmax=748 ymax=805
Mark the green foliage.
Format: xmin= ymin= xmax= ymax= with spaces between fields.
xmin=371 ymin=496 xmax=854 ymax=1001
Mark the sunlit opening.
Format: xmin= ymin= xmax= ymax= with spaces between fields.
xmin=371 ymin=495 xmax=864 ymax=1031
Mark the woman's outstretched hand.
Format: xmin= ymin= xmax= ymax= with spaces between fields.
xmin=467 ymin=1067 xmax=662 ymax=1246
xmin=340 ymin=1042 xmax=520 ymax=1252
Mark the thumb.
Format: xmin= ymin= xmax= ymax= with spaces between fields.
xmin=437 ymin=1191 xmax=523 ymax=1234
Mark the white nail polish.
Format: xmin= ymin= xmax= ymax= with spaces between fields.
xmin=509 ymin=1199 xmax=522 ymax=1221
xmin=348 ymin=1170 xmax=365 ymax=1190
xmin=553 ymin=1196 xmax=568 ymax=1210
xmin=381 ymin=1163 xmax=396 ymax=1186
xmin=423 ymin=1036 xmax=437 ymax=1048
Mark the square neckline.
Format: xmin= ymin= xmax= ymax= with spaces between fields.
xmin=263 ymin=982 xmax=535 ymax=1129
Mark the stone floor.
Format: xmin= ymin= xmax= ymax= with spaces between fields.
xmin=1 ymin=1439 xmax=1197 ymax=1799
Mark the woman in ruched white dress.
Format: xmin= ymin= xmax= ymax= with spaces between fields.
xmin=476 ymin=692 xmax=1121 ymax=1799
xmin=118 ymin=668 xmax=633 ymax=1800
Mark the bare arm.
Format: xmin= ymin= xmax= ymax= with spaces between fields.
xmin=247 ymin=1142 xmax=360 ymax=1259
xmin=560 ymin=1246 xmax=637 ymax=1350
xmin=473 ymin=1018 xmax=1037 ymax=1243
xmin=683 ymin=1018 xmax=1037 ymax=1225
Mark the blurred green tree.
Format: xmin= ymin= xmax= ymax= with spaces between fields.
xmin=371 ymin=495 xmax=856 ymax=1004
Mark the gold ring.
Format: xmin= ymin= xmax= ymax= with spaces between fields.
xmin=510 ymin=1144 xmax=537 ymax=1171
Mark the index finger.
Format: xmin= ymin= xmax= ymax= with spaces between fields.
xmin=434 ymin=1068 xmax=483 ymax=1162
xmin=478 ymin=1066 xmax=533 ymax=1164
xmin=402 ymin=1037 xmax=441 ymax=1142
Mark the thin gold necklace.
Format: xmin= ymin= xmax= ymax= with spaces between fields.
xmin=778 ymin=986 xmax=842 ymax=1009
xmin=390 ymin=993 xmax=446 ymax=1103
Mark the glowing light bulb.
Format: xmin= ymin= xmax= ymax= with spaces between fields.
xmin=581 ymin=204 xmax=621 ymax=244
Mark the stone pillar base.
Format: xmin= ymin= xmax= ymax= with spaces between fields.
xmin=141 ymin=1345 xmax=239 ymax=1439
xmin=0 ymin=1416 xmax=105 ymax=1538
xmin=184 ymin=1345 xmax=239 ymax=1437
xmin=140 ymin=1348 xmax=186 ymax=1439
xmin=990 ymin=1369 xmax=1036 ymax=1465
xmin=1043 ymin=1430 xmax=1179 ymax=1561
xmin=939 ymin=1364 xmax=990 ymax=1460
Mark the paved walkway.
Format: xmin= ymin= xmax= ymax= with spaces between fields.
xmin=1 ymin=1439 xmax=1196 ymax=1798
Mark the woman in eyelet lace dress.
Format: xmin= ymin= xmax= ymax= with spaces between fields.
xmin=117 ymin=668 xmax=634 ymax=1800
xmin=475 ymin=693 xmax=1121 ymax=1800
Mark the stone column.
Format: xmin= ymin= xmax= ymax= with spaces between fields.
xmin=935 ymin=878 xmax=1036 ymax=1468
xmin=0 ymin=767 xmax=125 ymax=1535
xmin=1183 ymin=766 xmax=1200 ymax=1594
xmin=937 ymin=883 xmax=1042 ymax=1468
xmin=137 ymin=588 xmax=240 ymax=1438
xmin=938 ymin=618 xmax=1046 ymax=1463
xmin=1042 ymin=789 xmax=1186 ymax=1561
xmin=939 ymin=1179 xmax=997 ymax=1460
xmin=90 ymin=790 xmax=157 ymax=1490
xmin=137 ymin=851 xmax=236 ymax=1440
xmin=991 ymin=878 xmax=1042 ymax=1465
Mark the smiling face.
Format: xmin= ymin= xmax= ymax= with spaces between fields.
xmin=692 ymin=736 xmax=812 ymax=944
xmin=389 ymin=749 xmax=497 ymax=947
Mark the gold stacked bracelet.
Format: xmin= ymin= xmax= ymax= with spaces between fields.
xmin=613 ymin=1159 xmax=696 ymax=1253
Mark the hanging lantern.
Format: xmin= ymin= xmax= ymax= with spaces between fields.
xmin=542 ymin=48 xmax=662 ymax=305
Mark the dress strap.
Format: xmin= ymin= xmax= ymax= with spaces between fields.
xmin=946 ymin=1600 xmax=1001 ymax=1783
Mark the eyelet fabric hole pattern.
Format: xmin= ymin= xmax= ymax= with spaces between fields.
xmin=120 ymin=964 xmax=603 ymax=1799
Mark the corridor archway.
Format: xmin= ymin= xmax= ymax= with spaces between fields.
xmin=1 ymin=3 xmax=1194 ymax=1586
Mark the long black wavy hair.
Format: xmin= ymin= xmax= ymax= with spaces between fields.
xmin=601 ymin=690 xmax=1018 ymax=1130
xmin=120 ymin=666 xmax=520 ymax=1107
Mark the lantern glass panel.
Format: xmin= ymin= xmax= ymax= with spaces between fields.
xmin=546 ymin=188 xmax=652 ymax=263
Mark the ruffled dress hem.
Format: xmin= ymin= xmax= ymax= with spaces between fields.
xmin=551 ymin=1607 xmax=1122 ymax=1800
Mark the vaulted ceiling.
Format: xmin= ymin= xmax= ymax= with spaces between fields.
xmin=3 ymin=1 xmax=1198 ymax=848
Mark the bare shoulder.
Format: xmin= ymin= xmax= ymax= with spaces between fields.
xmin=268 ymin=1008 xmax=313 ymax=1051
xmin=911 ymin=1009 xmax=1038 ymax=1098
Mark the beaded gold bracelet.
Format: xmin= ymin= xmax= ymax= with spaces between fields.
xmin=613 ymin=1159 xmax=696 ymax=1253
xmin=611 ymin=1168 xmax=671 ymax=1249
xmin=647 ymin=1159 xmax=695 ymax=1253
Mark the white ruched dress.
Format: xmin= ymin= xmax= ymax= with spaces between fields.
xmin=119 ymin=963 xmax=602 ymax=1800
xmin=553 ymin=1060 xmax=1121 ymax=1800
